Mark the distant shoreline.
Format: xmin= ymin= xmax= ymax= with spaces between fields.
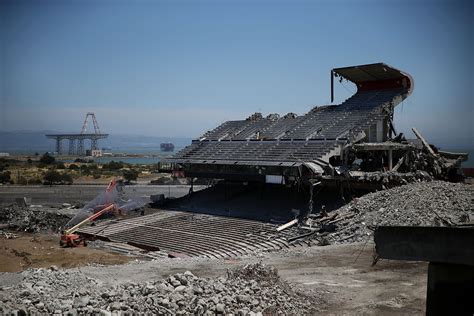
xmin=2 ymin=146 xmax=473 ymax=167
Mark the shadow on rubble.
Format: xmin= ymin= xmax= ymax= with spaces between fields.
xmin=156 ymin=181 xmax=355 ymax=224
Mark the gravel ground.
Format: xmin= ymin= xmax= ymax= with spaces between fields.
xmin=326 ymin=181 xmax=473 ymax=243
xmin=0 ymin=205 xmax=71 ymax=233
xmin=0 ymin=263 xmax=316 ymax=315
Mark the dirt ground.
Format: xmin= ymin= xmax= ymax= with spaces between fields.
xmin=101 ymin=242 xmax=427 ymax=315
xmin=0 ymin=184 xmax=429 ymax=314
xmin=0 ymin=233 xmax=132 ymax=272
xmin=276 ymin=244 xmax=427 ymax=315
xmin=0 ymin=235 xmax=427 ymax=315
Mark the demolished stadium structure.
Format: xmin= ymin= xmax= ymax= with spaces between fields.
xmin=163 ymin=63 xmax=466 ymax=187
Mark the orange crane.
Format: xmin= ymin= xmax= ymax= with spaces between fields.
xmin=60 ymin=203 xmax=118 ymax=247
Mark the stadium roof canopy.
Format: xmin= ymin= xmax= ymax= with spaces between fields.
xmin=333 ymin=62 xmax=410 ymax=83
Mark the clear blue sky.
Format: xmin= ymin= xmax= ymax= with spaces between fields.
xmin=1 ymin=0 xmax=472 ymax=147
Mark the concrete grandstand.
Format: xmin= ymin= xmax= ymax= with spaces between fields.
xmin=163 ymin=62 xmax=415 ymax=183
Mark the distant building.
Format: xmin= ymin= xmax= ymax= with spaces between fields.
xmin=0 ymin=153 xmax=10 ymax=157
xmin=86 ymin=149 xmax=103 ymax=157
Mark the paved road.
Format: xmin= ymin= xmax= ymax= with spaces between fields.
xmin=0 ymin=184 xmax=205 ymax=206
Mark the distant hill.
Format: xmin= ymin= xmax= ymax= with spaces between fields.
xmin=0 ymin=130 xmax=193 ymax=154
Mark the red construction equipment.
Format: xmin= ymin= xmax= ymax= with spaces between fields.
xmin=60 ymin=178 xmax=145 ymax=247
xmin=60 ymin=203 xmax=118 ymax=247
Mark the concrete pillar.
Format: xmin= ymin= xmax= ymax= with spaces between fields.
xmin=68 ymin=139 xmax=76 ymax=155
xmin=376 ymin=120 xmax=384 ymax=142
xmin=55 ymin=138 xmax=62 ymax=155
xmin=77 ymin=139 xmax=84 ymax=156
xmin=388 ymin=149 xmax=393 ymax=170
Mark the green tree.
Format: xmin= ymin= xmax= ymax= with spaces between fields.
xmin=40 ymin=152 xmax=55 ymax=165
xmin=61 ymin=173 xmax=73 ymax=184
xmin=0 ymin=159 xmax=9 ymax=171
xmin=0 ymin=171 xmax=11 ymax=184
xmin=30 ymin=178 xmax=42 ymax=185
xmin=68 ymin=164 xmax=79 ymax=170
xmin=103 ymin=161 xmax=124 ymax=170
xmin=17 ymin=176 xmax=28 ymax=185
xmin=123 ymin=169 xmax=139 ymax=183
xmin=56 ymin=162 xmax=66 ymax=169
xmin=81 ymin=167 xmax=91 ymax=176
xmin=43 ymin=169 xmax=62 ymax=185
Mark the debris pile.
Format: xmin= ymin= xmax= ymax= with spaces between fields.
xmin=408 ymin=128 xmax=467 ymax=180
xmin=0 ymin=230 xmax=18 ymax=239
xmin=0 ymin=205 xmax=71 ymax=233
xmin=227 ymin=262 xmax=280 ymax=284
xmin=0 ymin=263 xmax=315 ymax=315
xmin=349 ymin=170 xmax=433 ymax=188
xmin=345 ymin=129 xmax=468 ymax=185
xmin=303 ymin=181 xmax=473 ymax=244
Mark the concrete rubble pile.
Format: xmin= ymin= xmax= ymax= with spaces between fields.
xmin=393 ymin=143 xmax=465 ymax=181
xmin=303 ymin=181 xmax=473 ymax=244
xmin=0 ymin=205 xmax=71 ymax=233
xmin=348 ymin=170 xmax=433 ymax=188
xmin=0 ymin=263 xmax=315 ymax=315
xmin=344 ymin=129 xmax=468 ymax=187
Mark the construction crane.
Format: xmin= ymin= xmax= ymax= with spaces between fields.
xmin=60 ymin=179 xmax=123 ymax=247
xmin=80 ymin=112 xmax=101 ymax=135
xmin=60 ymin=203 xmax=119 ymax=247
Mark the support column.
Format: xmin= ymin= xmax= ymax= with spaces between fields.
xmin=68 ymin=139 xmax=76 ymax=155
xmin=388 ymin=149 xmax=393 ymax=170
xmin=55 ymin=138 xmax=62 ymax=155
xmin=308 ymin=182 xmax=313 ymax=216
xmin=189 ymin=178 xmax=194 ymax=195
xmin=376 ymin=120 xmax=384 ymax=142
xmin=77 ymin=139 xmax=84 ymax=156
xmin=91 ymin=138 xmax=98 ymax=151
xmin=307 ymin=180 xmax=321 ymax=216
